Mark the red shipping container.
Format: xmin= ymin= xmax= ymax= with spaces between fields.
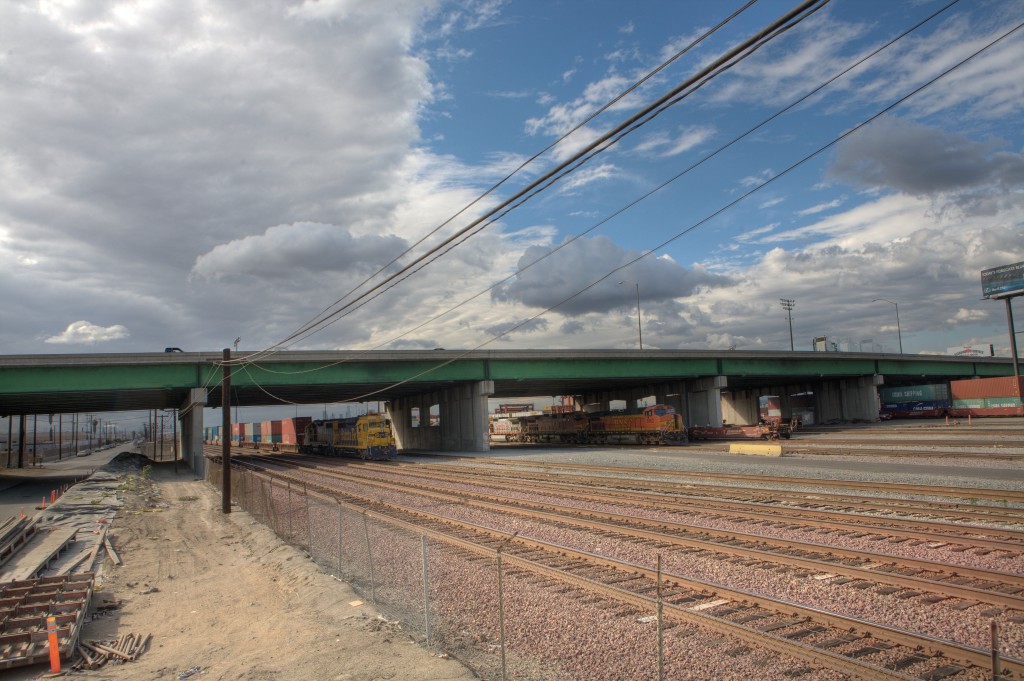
xmin=281 ymin=417 xmax=312 ymax=435
xmin=231 ymin=423 xmax=243 ymax=436
xmin=950 ymin=376 xmax=1023 ymax=400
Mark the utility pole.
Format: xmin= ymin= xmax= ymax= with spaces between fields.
xmin=780 ymin=299 xmax=795 ymax=351
xmin=18 ymin=415 xmax=25 ymax=469
xmin=221 ymin=348 xmax=232 ymax=514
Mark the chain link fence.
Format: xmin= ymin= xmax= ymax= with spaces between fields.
xmin=208 ymin=460 xmax=668 ymax=681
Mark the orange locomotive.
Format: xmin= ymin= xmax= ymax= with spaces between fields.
xmin=517 ymin=405 xmax=686 ymax=445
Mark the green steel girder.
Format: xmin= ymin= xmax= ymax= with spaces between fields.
xmin=0 ymin=350 xmax=1016 ymax=416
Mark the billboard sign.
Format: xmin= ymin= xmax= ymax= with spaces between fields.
xmin=981 ymin=261 xmax=1024 ymax=299
xmin=947 ymin=344 xmax=994 ymax=357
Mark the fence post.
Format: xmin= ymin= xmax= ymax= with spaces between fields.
xmin=422 ymin=533 xmax=432 ymax=647
xmin=992 ymin=621 xmax=1001 ymax=680
xmin=287 ymin=482 xmax=293 ymax=539
xmin=657 ymin=554 xmax=664 ymax=681
xmin=337 ymin=504 xmax=344 ymax=576
xmin=362 ymin=511 xmax=376 ymax=605
xmin=267 ymin=478 xmax=278 ymax=534
xmin=496 ymin=532 xmax=518 ymax=681
xmin=305 ymin=485 xmax=313 ymax=557
xmin=497 ymin=548 xmax=508 ymax=681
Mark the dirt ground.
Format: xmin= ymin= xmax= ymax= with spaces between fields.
xmin=24 ymin=460 xmax=480 ymax=681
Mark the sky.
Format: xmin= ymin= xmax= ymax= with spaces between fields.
xmin=2 ymin=0 xmax=1023 ymax=372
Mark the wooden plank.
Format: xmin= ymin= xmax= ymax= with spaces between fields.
xmin=103 ymin=537 xmax=121 ymax=566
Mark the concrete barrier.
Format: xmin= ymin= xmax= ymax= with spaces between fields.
xmin=728 ymin=443 xmax=783 ymax=457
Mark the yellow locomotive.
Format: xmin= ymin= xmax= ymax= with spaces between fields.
xmin=300 ymin=414 xmax=397 ymax=460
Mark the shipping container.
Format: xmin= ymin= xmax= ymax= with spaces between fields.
xmin=985 ymin=397 xmax=1023 ymax=408
xmin=952 ymin=398 xmax=986 ymax=409
xmin=879 ymin=384 xmax=949 ymax=403
xmin=950 ymin=376 xmax=1023 ymax=400
xmin=879 ymin=400 xmax=950 ymax=417
xmin=758 ymin=396 xmax=782 ymax=423
xmin=949 ymin=405 xmax=1024 ymax=418
xmin=281 ymin=417 xmax=311 ymax=446
xmin=792 ymin=407 xmax=815 ymax=425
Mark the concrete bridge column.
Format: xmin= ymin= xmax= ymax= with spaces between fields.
xmin=721 ymin=389 xmax=759 ymax=425
xmin=685 ymin=376 xmax=726 ymax=427
xmin=840 ymin=376 xmax=882 ymax=421
xmin=179 ymin=388 xmax=206 ymax=475
xmin=389 ymin=393 xmax=441 ymax=451
xmin=438 ymin=381 xmax=493 ymax=452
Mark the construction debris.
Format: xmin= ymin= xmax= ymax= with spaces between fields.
xmin=72 ymin=632 xmax=151 ymax=670
xmin=0 ymin=573 xmax=94 ymax=670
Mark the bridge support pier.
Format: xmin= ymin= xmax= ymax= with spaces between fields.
xmin=685 ymin=376 xmax=726 ymax=427
xmin=390 ymin=380 xmax=493 ymax=453
xmin=179 ymin=388 xmax=207 ymax=475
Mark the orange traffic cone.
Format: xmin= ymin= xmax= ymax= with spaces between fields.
xmin=50 ymin=490 xmax=56 ymax=504
xmin=40 ymin=497 xmax=46 ymax=509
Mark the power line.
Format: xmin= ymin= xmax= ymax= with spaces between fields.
xmin=229 ymin=0 xmax=829 ymax=365
xmin=284 ymin=16 xmax=1023 ymax=406
xmin=275 ymin=0 xmax=764 ymax=358
xmin=245 ymin=0 xmax=961 ymax=368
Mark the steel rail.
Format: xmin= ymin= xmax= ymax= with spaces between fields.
xmin=458 ymin=456 xmax=1024 ymax=504
xmin=224 ymin=459 xmax=1020 ymax=680
xmin=225 ymin=460 xmax=912 ymax=680
xmin=355 ymin=458 xmax=1024 ymax=546
xmin=257 ymin=455 xmax=1024 ymax=609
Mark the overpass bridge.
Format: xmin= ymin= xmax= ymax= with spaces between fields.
xmin=0 ymin=350 xmax=1016 ymax=471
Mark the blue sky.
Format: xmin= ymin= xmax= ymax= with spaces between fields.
xmin=1 ymin=0 xmax=1022 ymax=368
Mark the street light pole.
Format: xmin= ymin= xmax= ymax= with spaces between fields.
xmin=872 ymin=298 xmax=903 ymax=354
xmin=780 ymin=299 xmax=795 ymax=351
xmin=618 ymin=280 xmax=643 ymax=350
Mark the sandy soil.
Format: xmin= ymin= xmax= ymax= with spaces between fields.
xmin=43 ymin=461 xmax=479 ymax=681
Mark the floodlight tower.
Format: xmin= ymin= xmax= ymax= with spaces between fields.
xmin=780 ymin=298 xmax=795 ymax=351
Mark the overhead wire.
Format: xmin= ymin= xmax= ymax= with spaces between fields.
xmin=243 ymin=0 xmax=940 ymax=364
xmin=238 ymin=9 xmax=1018 ymax=407
xmin=225 ymin=0 xmax=829 ymax=366
xmin=270 ymin=0 xmax=764 ymax=360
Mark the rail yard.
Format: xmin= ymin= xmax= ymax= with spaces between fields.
xmin=202 ymin=417 xmax=1024 ymax=681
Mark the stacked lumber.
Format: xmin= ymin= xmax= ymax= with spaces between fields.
xmin=74 ymin=632 xmax=151 ymax=670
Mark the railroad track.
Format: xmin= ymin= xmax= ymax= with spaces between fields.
xmin=452 ymin=456 xmax=1024 ymax=505
xmin=396 ymin=458 xmax=1024 ymax=532
xmin=245 ymin=454 xmax=1024 ymax=611
xmin=221 ymin=453 xmax=1024 ymax=680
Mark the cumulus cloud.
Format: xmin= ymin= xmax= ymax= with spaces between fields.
xmin=830 ymin=118 xmax=1024 ymax=196
xmin=45 ymin=321 xmax=130 ymax=345
xmin=191 ymin=223 xmax=407 ymax=281
xmin=492 ymin=235 xmax=731 ymax=316
xmin=947 ymin=308 xmax=988 ymax=324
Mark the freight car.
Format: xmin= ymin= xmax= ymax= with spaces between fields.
xmin=516 ymin=405 xmax=687 ymax=445
xmin=688 ymin=420 xmax=793 ymax=441
xmin=879 ymin=377 xmax=1024 ymax=419
xmin=299 ymin=414 xmax=397 ymax=460
xmin=489 ymin=417 xmax=521 ymax=442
